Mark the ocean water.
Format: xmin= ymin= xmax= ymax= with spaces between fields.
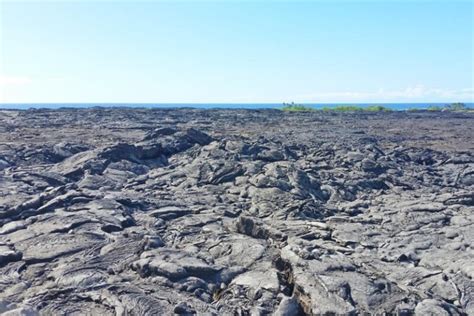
xmin=0 ymin=103 xmax=473 ymax=111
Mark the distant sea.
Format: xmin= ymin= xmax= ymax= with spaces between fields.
xmin=0 ymin=103 xmax=473 ymax=111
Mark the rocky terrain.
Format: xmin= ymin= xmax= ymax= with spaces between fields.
xmin=0 ymin=108 xmax=473 ymax=315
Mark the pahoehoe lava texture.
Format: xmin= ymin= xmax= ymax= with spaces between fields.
xmin=0 ymin=108 xmax=473 ymax=315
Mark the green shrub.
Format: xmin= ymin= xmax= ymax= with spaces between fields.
xmin=321 ymin=105 xmax=391 ymax=112
xmin=365 ymin=105 xmax=392 ymax=112
xmin=427 ymin=105 xmax=443 ymax=111
xmin=281 ymin=102 xmax=315 ymax=112
xmin=408 ymin=104 xmax=469 ymax=112
xmin=328 ymin=106 xmax=362 ymax=112
xmin=445 ymin=102 xmax=466 ymax=111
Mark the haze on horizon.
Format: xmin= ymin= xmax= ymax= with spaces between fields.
xmin=0 ymin=0 xmax=473 ymax=104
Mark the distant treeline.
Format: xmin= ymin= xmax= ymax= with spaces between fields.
xmin=281 ymin=102 xmax=470 ymax=112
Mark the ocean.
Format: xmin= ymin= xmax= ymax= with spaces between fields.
xmin=0 ymin=103 xmax=473 ymax=111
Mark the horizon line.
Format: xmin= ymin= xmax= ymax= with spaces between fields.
xmin=0 ymin=101 xmax=473 ymax=105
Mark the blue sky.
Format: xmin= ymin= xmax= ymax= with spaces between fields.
xmin=0 ymin=0 xmax=472 ymax=103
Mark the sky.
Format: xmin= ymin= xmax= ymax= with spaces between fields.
xmin=0 ymin=0 xmax=473 ymax=104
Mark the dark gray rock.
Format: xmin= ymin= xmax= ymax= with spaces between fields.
xmin=0 ymin=108 xmax=473 ymax=314
xmin=0 ymin=245 xmax=22 ymax=266
xmin=274 ymin=296 xmax=303 ymax=316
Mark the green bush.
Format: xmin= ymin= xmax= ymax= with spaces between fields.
xmin=365 ymin=105 xmax=392 ymax=112
xmin=322 ymin=105 xmax=362 ymax=112
xmin=427 ymin=105 xmax=443 ymax=111
xmin=445 ymin=102 xmax=466 ymax=111
xmin=408 ymin=103 xmax=469 ymax=112
xmin=281 ymin=102 xmax=315 ymax=112
xmin=321 ymin=105 xmax=391 ymax=112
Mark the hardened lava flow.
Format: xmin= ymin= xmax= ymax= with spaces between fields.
xmin=0 ymin=108 xmax=473 ymax=315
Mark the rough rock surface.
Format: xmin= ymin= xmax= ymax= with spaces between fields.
xmin=0 ymin=108 xmax=473 ymax=315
